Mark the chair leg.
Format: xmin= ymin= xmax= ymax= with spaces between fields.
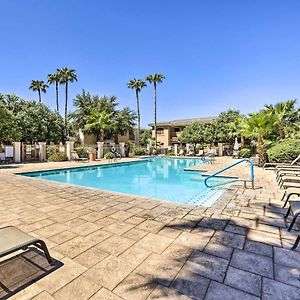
xmin=283 ymin=193 xmax=292 ymax=208
xmin=284 ymin=206 xmax=291 ymax=218
xmin=288 ymin=213 xmax=300 ymax=231
xmin=281 ymin=191 xmax=287 ymax=202
xmin=34 ymin=240 xmax=53 ymax=265
xmin=292 ymin=235 xmax=300 ymax=250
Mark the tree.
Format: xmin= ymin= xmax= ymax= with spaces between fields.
xmin=71 ymin=91 xmax=136 ymax=142
xmin=114 ymin=107 xmax=137 ymax=142
xmin=48 ymin=70 xmax=62 ymax=111
xmin=127 ymin=78 xmax=147 ymax=146
xmin=264 ymin=99 xmax=299 ymax=139
xmin=238 ymin=111 xmax=273 ymax=166
xmin=0 ymin=101 xmax=19 ymax=143
xmin=178 ymin=122 xmax=207 ymax=149
xmin=146 ymin=73 xmax=165 ymax=150
xmin=29 ymin=80 xmax=48 ymax=103
xmin=59 ymin=67 xmax=77 ymax=133
xmin=14 ymin=101 xmax=65 ymax=143
xmin=140 ymin=129 xmax=153 ymax=147
xmin=213 ymin=109 xmax=241 ymax=143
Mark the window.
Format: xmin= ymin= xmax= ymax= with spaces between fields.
xmin=156 ymin=128 xmax=164 ymax=135
xmin=174 ymin=127 xmax=181 ymax=132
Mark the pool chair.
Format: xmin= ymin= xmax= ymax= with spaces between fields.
xmin=284 ymin=200 xmax=300 ymax=249
xmin=281 ymin=187 xmax=300 ymax=207
xmin=71 ymin=151 xmax=89 ymax=162
xmin=0 ymin=226 xmax=53 ymax=265
xmin=276 ymin=170 xmax=300 ymax=182
xmin=279 ymin=175 xmax=300 ymax=188
xmin=264 ymin=154 xmax=300 ymax=169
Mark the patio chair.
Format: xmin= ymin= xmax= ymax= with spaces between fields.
xmin=281 ymin=187 xmax=300 ymax=207
xmin=279 ymin=175 xmax=300 ymax=188
xmin=0 ymin=226 xmax=53 ymax=264
xmin=276 ymin=170 xmax=300 ymax=182
xmin=284 ymin=200 xmax=300 ymax=249
xmin=264 ymin=154 xmax=300 ymax=169
xmin=71 ymin=151 xmax=88 ymax=162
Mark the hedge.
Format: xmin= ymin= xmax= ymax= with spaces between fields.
xmin=48 ymin=153 xmax=68 ymax=162
xmin=267 ymin=139 xmax=300 ymax=163
xmin=239 ymin=148 xmax=252 ymax=158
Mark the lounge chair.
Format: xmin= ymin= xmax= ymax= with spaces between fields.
xmin=284 ymin=200 xmax=300 ymax=249
xmin=71 ymin=151 xmax=88 ymax=162
xmin=276 ymin=170 xmax=300 ymax=182
xmin=281 ymin=187 xmax=300 ymax=207
xmin=264 ymin=154 xmax=300 ymax=168
xmin=279 ymin=175 xmax=300 ymax=188
xmin=0 ymin=226 xmax=53 ymax=264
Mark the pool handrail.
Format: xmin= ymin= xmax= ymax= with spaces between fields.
xmin=204 ymin=158 xmax=254 ymax=189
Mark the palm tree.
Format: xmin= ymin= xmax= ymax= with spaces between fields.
xmin=59 ymin=67 xmax=77 ymax=133
xmin=47 ymin=70 xmax=62 ymax=111
xmin=264 ymin=99 xmax=299 ymax=139
xmin=29 ymin=80 xmax=48 ymax=103
xmin=127 ymin=79 xmax=147 ymax=146
xmin=146 ymin=73 xmax=165 ymax=150
xmin=239 ymin=111 xmax=273 ymax=166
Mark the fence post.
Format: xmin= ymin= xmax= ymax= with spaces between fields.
xmin=13 ymin=142 xmax=21 ymax=163
xmin=119 ymin=143 xmax=125 ymax=157
xmin=97 ymin=142 xmax=104 ymax=159
xmin=38 ymin=142 xmax=46 ymax=161
xmin=174 ymin=144 xmax=178 ymax=156
xmin=66 ymin=141 xmax=74 ymax=161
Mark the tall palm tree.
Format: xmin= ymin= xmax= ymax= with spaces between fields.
xmin=146 ymin=73 xmax=165 ymax=150
xmin=47 ymin=70 xmax=62 ymax=111
xmin=239 ymin=111 xmax=272 ymax=166
xmin=127 ymin=79 xmax=147 ymax=146
xmin=59 ymin=67 xmax=77 ymax=133
xmin=29 ymin=80 xmax=48 ymax=103
xmin=264 ymin=99 xmax=299 ymax=139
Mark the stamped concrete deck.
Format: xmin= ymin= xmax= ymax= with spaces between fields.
xmin=0 ymin=157 xmax=299 ymax=300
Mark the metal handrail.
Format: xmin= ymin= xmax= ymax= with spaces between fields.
xmin=204 ymin=158 xmax=254 ymax=189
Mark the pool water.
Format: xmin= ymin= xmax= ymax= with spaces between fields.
xmin=22 ymin=158 xmax=231 ymax=207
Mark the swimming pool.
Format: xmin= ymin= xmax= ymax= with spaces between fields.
xmin=21 ymin=158 xmax=231 ymax=207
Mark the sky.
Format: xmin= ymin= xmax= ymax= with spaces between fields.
xmin=1 ymin=0 xmax=300 ymax=126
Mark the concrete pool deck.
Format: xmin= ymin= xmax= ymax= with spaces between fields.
xmin=0 ymin=157 xmax=299 ymax=299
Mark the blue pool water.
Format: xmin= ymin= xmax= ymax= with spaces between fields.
xmin=21 ymin=158 xmax=231 ymax=206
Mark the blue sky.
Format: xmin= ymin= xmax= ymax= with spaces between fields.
xmin=1 ymin=0 xmax=300 ymax=126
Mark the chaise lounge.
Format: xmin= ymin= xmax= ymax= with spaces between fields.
xmin=0 ymin=226 xmax=53 ymax=265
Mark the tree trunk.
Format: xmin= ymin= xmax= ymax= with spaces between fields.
xmin=38 ymin=90 xmax=41 ymax=103
xmin=154 ymin=82 xmax=157 ymax=151
xmin=257 ymin=135 xmax=267 ymax=167
xmin=279 ymin=124 xmax=285 ymax=139
xmin=99 ymin=129 xmax=104 ymax=142
xmin=56 ymin=81 xmax=59 ymax=111
xmin=136 ymin=90 xmax=140 ymax=147
xmin=64 ymin=81 xmax=68 ymax=136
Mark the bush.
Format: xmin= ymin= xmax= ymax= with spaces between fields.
xmin=46 ymin=145 xmax=59 ymax=157
xmin=239 ymin=148 xmax=252 ymax=158
xmin=267 ymin=139 xmax=300 ymax=163
xmin=48 ymin=152 xmax=68 ymax=162
xmin=75 ymin=147 xmax=88 ymax=158
xmin=104 ymin=152 xmax=114 ymax=159
xmin=133 ymin=147 xmax=146 ymax=156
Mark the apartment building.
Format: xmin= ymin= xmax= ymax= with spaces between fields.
xmin=151 ymin=117 xmax=215 ymax=148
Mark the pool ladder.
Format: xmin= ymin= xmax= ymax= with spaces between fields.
xmin=204 ymin=158 xmax=255 ymax=189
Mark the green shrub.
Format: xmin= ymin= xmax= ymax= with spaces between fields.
xmin=267 ymin=139 xmax=300 ymax=163
xmin=75 ymin=147 xmax=88 ymax=158
xmin=239 ymin=148 xmax=252 ymax=158
xmin=104 ymin=152 xmax=114 ymax=159
xmin=46 ymin=145 xmax=59 ymax=157
xmin=133 ymin=147 xmax=146 ymax=156
xmin=48 ymin=152 xmax=68 ymax=162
